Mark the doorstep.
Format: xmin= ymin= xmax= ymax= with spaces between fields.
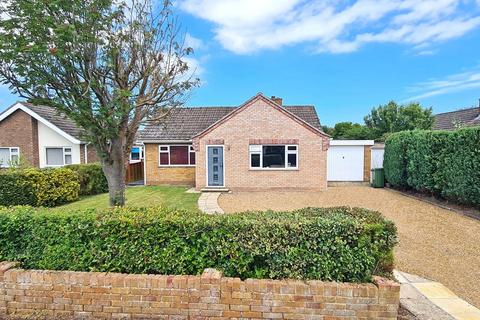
xmin=200 ymin=187 xmax=230 ymax=193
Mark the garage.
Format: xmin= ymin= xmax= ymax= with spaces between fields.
xmin=327 ymin=140 xmax=374 ymax=182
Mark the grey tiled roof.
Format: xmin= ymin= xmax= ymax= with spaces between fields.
xmin=138 ymin=105 xmax=323 ymax=141
xmin=20 ymin=102 xmax=84 ymax=139
xmin=433 ymin=107 xmax=480 ymax=130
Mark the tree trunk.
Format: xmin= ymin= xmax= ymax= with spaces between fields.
xmin=101 ymin=138 xmax=126 ymax=207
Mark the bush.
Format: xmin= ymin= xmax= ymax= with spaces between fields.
xmin=0 ymin=206 xmax=397 ymax=282
xmin=66 ymin=163 xmax=108 ymax=196
xmin=384 ymin=127 xmax=480 ymax=207
xmin=0 ymin=168 xmax=80 ymax=207
xmin=383 ymin=131 xmax=413 ymax=188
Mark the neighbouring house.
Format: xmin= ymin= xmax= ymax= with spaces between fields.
xmin=138 ymin=93 xmax=330 ymax=191
xmin=0 ymin=102 xmax=145 ymax=169
xmin=0 ymin=102 xmax=99 ymax=168
xmin=434 ymin=103 xmax=480 ymax=130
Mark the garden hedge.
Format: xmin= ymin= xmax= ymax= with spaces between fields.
xmin=0 ymin=206 xmax=397 ymax=282
xmin=66 ymin=163 xmax=108 ymax=196
xmin=384 ymin=127 xmax=480 ymax=207
xmin=0 ymin=168 xmax=79 ymax=207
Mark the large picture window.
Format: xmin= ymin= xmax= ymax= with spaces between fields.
xmin=159 ymin=145 xmax=195 ymax=166
xmin=249 ymin=145 xmax=298 ymax=169
xmin=0 ymin=147 xmax=19 ymax=168
xmin=46 ymin=147 xmax=72 ymax=166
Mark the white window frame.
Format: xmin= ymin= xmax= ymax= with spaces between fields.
xmin=45 ymin=147 xmax=73 ymax=167
xmin=129 ymin=146 xmax=143 ymax=163
xmin=249 ymin=144 xmax=298 ymax=170
xmin=0 ymin=147 xmax=20 ymax=168
xmin=158 ymin=144 xmax=195 ymax=167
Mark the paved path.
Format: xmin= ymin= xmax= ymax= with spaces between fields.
xmin=218 ymin=186 xmax=480 ymax=307
xmin=395 ymin=270 xmax=480 ymax=320
xmin=198 ymin=192 xmax=224 ymax=214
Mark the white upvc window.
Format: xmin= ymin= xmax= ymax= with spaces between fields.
xmin=0 ymin=147 xmax=20 ymax=168
xmin=46 ymin=147 xmax=72 ymax=166
xmin=159 ymin=145 xmax=195 ymax=166
xmin=130 ymin=146 xmax=143 ymax=162
xmin=249 ymin=144 xmax=298 ymax=170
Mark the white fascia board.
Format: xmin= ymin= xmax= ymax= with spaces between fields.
xmin=0 ymin=103 xmax=81 ymax=144
xmin=329 ymin=140 xmax=375 ymax=146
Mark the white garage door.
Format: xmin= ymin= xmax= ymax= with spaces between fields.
xmin=327 ymin=146 xmax=364 ymax=181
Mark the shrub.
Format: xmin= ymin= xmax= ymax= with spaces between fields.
xmin=383 ymin=131 xmax=413 ymax=188
xmin=0 ymin=206 xmax=397 ymax=282
xmin=66 ymin=163 xmax=108 ymax=196
xmin=0 ymin=168 xmax=80 ymax=207
xmin=384 ymin=127 xmax=480 ymax=207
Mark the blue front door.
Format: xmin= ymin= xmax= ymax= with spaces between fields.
xmin=207 ymin=146 xmax=224 ymax=186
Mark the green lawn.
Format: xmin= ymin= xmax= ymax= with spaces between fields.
xmin=53 ymin=186 xmax=200 ymax=212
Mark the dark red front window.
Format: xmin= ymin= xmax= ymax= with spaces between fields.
xmin=160 ymin=152 xmax=169 ymax=165
xmin=170 ymin=146 xmax=189 ymax=165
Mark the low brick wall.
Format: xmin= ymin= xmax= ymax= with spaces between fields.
xmin=0 ymin=262 xmax=400 ymax=319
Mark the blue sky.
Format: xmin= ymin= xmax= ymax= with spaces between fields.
xmin=2 ymin=0 xmax=480 ymax=126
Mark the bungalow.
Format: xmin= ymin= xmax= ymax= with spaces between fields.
xmin=0 ymin=102 xmax=145 ymax=169
xmin=138 ymin=93 xmax=330 ymax=191
xmin=433 ymin=103 xmax=480 ymax=130
xmin=0 ymin=102 xmax=101 ymax=168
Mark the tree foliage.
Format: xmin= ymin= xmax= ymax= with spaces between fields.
xmin=364 ymin=101 xmax=434 ymax=140
xmin=331 ymin=122 xmax=374 ymax=140
xmin=0 ymin=0 xmax=198 ymax=206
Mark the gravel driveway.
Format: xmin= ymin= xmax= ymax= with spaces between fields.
xmin=218 ymin=186 xmax=480 ymax=308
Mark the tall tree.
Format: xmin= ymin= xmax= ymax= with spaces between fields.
xmin=0 ymin=0 xmax=198 ymax=206
xmin=331 ymin=122 xmax=374 ymax=140
xmin=364 ymin=101 xmax=434 ymax=140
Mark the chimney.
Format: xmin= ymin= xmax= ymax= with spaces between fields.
xmin=271 ymin=96 xmax=283 ymax=106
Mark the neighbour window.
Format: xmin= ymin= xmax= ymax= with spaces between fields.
xmin=130 ymin=147 xmax=143 ymax=162
xmin=249 ymin=145 xmax=298 ymax=169
xmin=0 ymin=147 xmax=19 ymax=168
xmin=46 ymin=147 xmax=72 ymax=166
xmin=159 ymin=145 xmax=195 ymax=166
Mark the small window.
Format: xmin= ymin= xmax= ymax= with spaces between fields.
xmin=64 ymin=148 xmax=72 ymax=165
xmin=251 ymin=153 xmax=260 ymax=168
xmin=0 ymin=147 xmax=20 ymax=168
xmin=130 ymin=147 xmax=142 ymax=161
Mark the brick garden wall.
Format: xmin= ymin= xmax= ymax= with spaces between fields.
xmin=0 ymin=262 xmax=400 ymax=319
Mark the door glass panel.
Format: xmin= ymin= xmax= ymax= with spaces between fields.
xmin=213 ymin=157 xmax=218 ymax=163
xmin=213 ymin=165 xmax=218 ymax=172
xmin=213 ymin=149 xmax=218 ymax=155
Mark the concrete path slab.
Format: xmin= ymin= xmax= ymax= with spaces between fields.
xmin=395 ymin=270 xmax=480 ymax=320
xmin=198 ymin=192 xmax=224 ymax=214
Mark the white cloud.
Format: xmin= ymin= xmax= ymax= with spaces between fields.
xmin=184 ymin=33 xmax=206 ymax=51
xmin=405 ymin=67 xmax=480 ymax=101
xmin=178 ymin=0 xmax=480 ymax=54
